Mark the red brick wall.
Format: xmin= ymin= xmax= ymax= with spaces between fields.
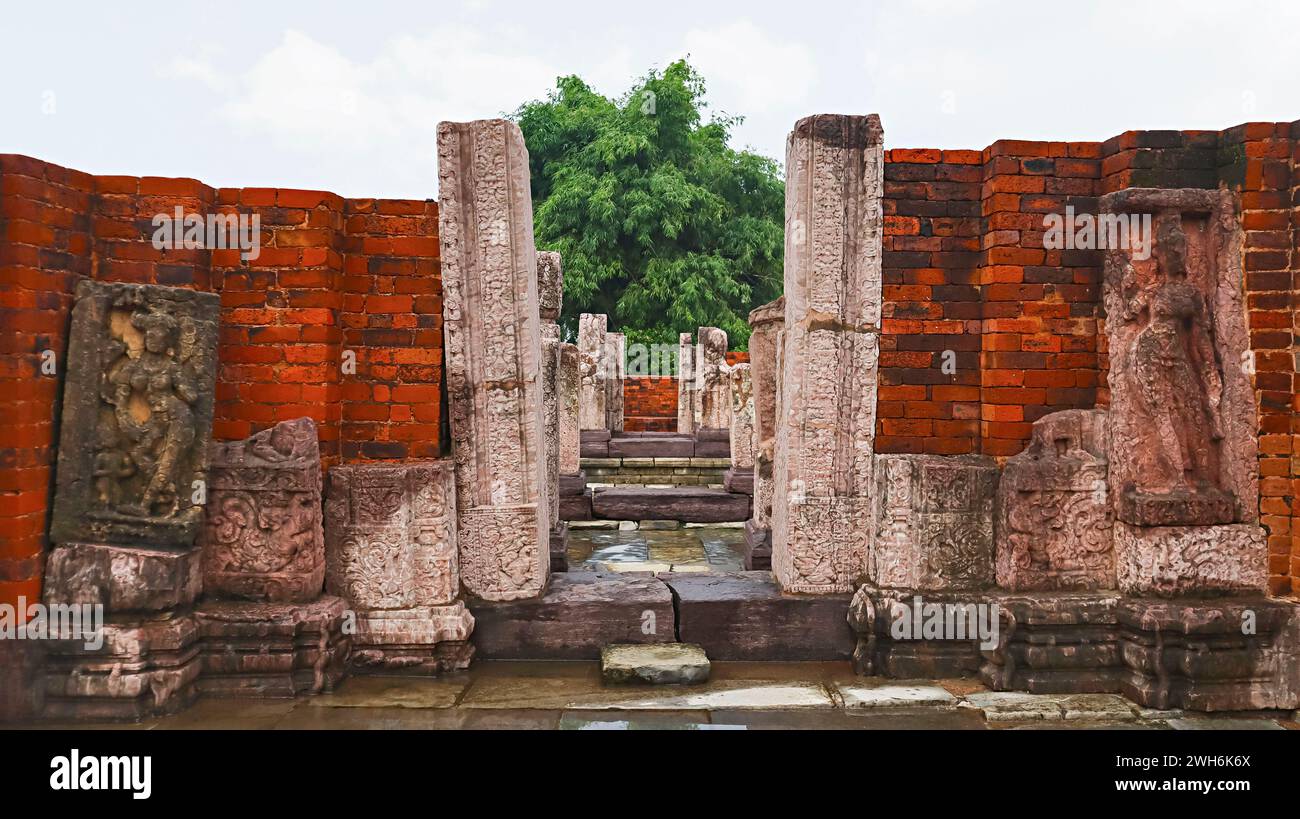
xmin=0 ymin=154 xmax=443 ymax=611
xmin=624 ymin=377 xmax=677 ymax=432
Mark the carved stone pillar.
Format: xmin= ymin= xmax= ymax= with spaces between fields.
xmin=697 ymin=326 xmax=730 ymax=430
xmin=438 ymin=118 xmax=550 ymax=601
xmin=606 ymin=331 xmax=626 ymax=433
xmin=558 ymin=343 xmax=581 ymax=477
xmin=724 ymin=363 xmax=755 ymax=497
xmin=677 ymin=332 xmax=696 ymax=435
xmin=578 ymin=313 xmax=608 ymax=431
xmin=325 ymin=461 xmax=473 ymax=671
xmin=538 ymin=250 xmax=568 ymax=571
xmin=745 ymin=296 xmax=784 ymax=567
xmin=1101 ymin=188 xmax=1265 ymax=596
xmin=771 ymin=114 xmax=884 ymax=594
xmin=996 ymin=409 xmax=1115 ymax=591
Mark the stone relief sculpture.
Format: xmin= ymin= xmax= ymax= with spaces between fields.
xmin=51 ymin=280 xmax=219 ymax=548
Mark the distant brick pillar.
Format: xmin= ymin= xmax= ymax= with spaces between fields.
xmin=437 ymin=118 xmax=549 ymax=601
xmin=772 ymin=114 xmax=884 ymax=594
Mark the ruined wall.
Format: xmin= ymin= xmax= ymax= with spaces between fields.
xmin=0 ymin=155 xmax=445 ymax=611
xmin=623 ymin=350 xmax=750 ymax=431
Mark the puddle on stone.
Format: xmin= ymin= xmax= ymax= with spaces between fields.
xmin=568 ymin=526 xmax=745 ymax=572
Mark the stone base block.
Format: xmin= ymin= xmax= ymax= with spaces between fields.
xmin=1114 ymin=522 xmax=1267 ymax=597
xmin=550 ymin=522 xmax=570 ymax=573
xmin=695 ymin=427 xmax=730 ymax=442
xmin=471 ymin=573 xmax=674 ymax=660
xmin=558 ymin=472 xmax=587 ymax=496
xmin=43 ymin=542 xmax=202 ymax=612
xmin=348 ymin=602 xmax=476 ymax=674
xmin=43 ymin=613 xmax=201 ymax=721
xmin=580 ymin=430 xmax=611 ymax=458
xmin=666 ymin=572 xmax=854 ymax=660
xmin=980 ymin=592 xmax=1124 ymax=694
xmin=0 ymin=636 xmax=45 ymax=722
xmin=848 ymin=587 xmax=987 ymax=678
xmin=560 ymin=490 xmax=593 ymax=521
xmin=743 ymin=520 xmax=771 ymax=571
xmin=609 ymin=435 xmax=694 ymax=458
xmin=194 ymin=596 xmax=351 ymax=697
xmin=591 ymin=486 xmax=750 ymax=523
xmin=693 ymin=440 xmax=731 ymax=458
xmin=723 ymin=468 xmax=754 ymax=495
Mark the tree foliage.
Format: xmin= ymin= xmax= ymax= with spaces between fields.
xmin=513 ymin=59 xmax=784 ymax=349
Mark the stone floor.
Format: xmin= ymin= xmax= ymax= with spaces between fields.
xmin=566 ymin=524 xmax=747 ymax=573
xmin=14 ymin=661 xmax=1299 ymax=730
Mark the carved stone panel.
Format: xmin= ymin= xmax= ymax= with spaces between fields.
xmin=558 ymin=343 xmax=581 ymax=475
xmin=537 ymin=250 xmax=563 ymax=322
xmin=50 ymin=280 xmax=220 ymax=548
xmin=457 ymin=505 xmax=545 ymax=601
xmin=578 ymin=313 xmax=608 ymax=430
xmin=677 ymin=332 xmax=696 ymax=435
xmin=996 ymin=409 xmax=1115 ymax=591
xmin=438 ymin=118 xmax=550 ymax=601
xmin=872 ymin=455 xmax=998 ymax=592
xmin=748 ymin=300 xmax=784 ymax=534
xmin=200 ymin=417 xmax=325 ymax=603
xmin=1114 ymin=522 xmax=1267 ymax=597
xmin=771 ymin=114 xmax=885 ymax=595
xmin=729 ymin=363 xmax=755 ymax=469
xmin=1101 ymin=188 xmax=1257 ymax=527
xmin=697 ymin=327 xmax=730 ymax=430
xmin=324 ymin=461 xmax=459 ymax=610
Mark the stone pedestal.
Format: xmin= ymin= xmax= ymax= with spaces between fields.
xmin=996 ymin=409 xmax=1115 ymax=591
xmin=979 ymin=592 xmax=1123 ymax=694
xmin=772 ymin=114 xmax=884 ymax=595
xmin=194 ymin=597 xmax=350 ymax=697
xmin=746 ymin=297 xmax=784 ymax=558
xmin=43 ymin=613 xmax=201 ymax=721
xmin=550 ymin=521 xmax=570 ymax=573
xmin=743 ymin=520 xmax=772 ymax=571
xmin=50 ymin=280 xmax=219 ymax=549
xmin=44 ymin=542 xmax=202 ymax=612
xmin=677 ymin=332 xmax=696 ymax=435
xmin=439 ymin=118 xmax=551 ymax=601
xmin=325 ymin=461 xmax=474 ymax=671
xmin=1101 ymin=188 xmax=1265 ymax=596
xmin=872 ymin=454 xmax=998 ymax=592
xmin=200 ymin=418 xmax=325 ymax=602
xmin=579 ymin=313 xmax=608 ymax=430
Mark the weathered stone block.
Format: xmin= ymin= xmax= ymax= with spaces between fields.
xmin=537 ymin=250 xmax=563 ymax=321
xmin=579 ymin=313 xmax=608 ymax=430
xmin=349 ymin=602 xmax=475 ymax=674
xmin=200 ymin=417 xmax=325 ymax=602
xmin=1114 ymin=521 xmax=1267 ymax=596
xmin=723 ymin=468 xmax=754 ymax=495
xmin=606 ymin=331 xmax=625 ymax=433
xmin=872 ymin=455 xmax=998 ymax=592
xmin=996 ymin=409 xmax=1115 ymax=591
xmin=0 ymin=637 xmax=45 ymax=722
xmin=677 ymin=332 xmax=696 ymax=435
xmin=43 ymin=542 xmax=201 ymax=612
xmin=601 ymin=643 xmax=710 ymax=685
xmin=591 ymin=486 xmax=750 ymax=523
xmin=728 ymin=362 xmax=754 ymax=469
xmin=559 ymin=342 xmax=581 ymax=474
xmin=608 ymin=435 xmax=694 ymax=458
xmin=697 ymin=327 xmax=729 ymax=429
xmin=50 ymin=280 xmax=220 ymax=548
xmin=541 ymin=321 xmax=561 ymax=530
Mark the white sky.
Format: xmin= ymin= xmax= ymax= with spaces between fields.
xmin=4 ymin=0 xmax=1298 ymax=199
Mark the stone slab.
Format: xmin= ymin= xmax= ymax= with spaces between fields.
xmin=601 ymin=643 xmax=711 ymax=685
xmin=559 ymin=491 xmax=593 ymax=521
xmin=835 ymin=681 xmax=958 ymax=709
xmin=608 ymin=436 xmax=695 ymax=459
xmin=723 ymin=468 xmax=754 ymax=495
xmin=664 ymin=571 xmax=855 ymax=660
xmin=43 ymin=542 xmax=202 ymax=613
xmin=558 ymin=472 xmax=587 ymax=496
xmin=590 ymin=486 xmax=751 ymax=523
xmin=470 ymin=573 xmax=675 ymax=660
xmin=694 ymin=439 xmax=731 ymax=458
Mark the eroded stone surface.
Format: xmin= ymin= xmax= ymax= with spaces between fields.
xmin=606 ymin=332 xmax=625 ymax=433
xmin=201 ymin=417 xmax=325 ymax=602
xmin=541 ymin=322 xmax=561 ymax=530
xmin=772 ymin=114 xmax=884 ymax=595
xmin=579 ymin=314 xmax=608 ymax=430
xmin=697 ymin=327 xmax=730 ymax=429
xmin=747 ymin=297 xmax=784 ymax=542
xmin=44 ymin=542 xmax=202 ymax=612
xmin=51 ymin=280 xmax=220 ymax=549
xmin=996 ymin=409 xmax=1115 ymax=591
xmin=1114 ymin=521 xmax=1267 ymax=597
xmin=728 ymin=363 xmax=754 ymax=469
xmin=873 ymin=455 xmax=998 ymax=591
xmin=537 ymin=250 xmax=563 ymax=321
xmin=601 ymin=643 xmax=711 ymax=685
xmin=559 ymin=343 xmax=581 ymax=475
xmin=677 ymin=332 xmax=696 ymax=435
xmin=439 ymin=118 xmax=550 ymax=601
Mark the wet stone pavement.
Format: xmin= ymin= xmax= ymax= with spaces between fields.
xmin=567 ymin=524 xmax=747 ymax=573
xmin=15 ymin=661 xmax=1299 ymax=730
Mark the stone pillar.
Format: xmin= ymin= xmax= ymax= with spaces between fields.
xmin=538 ymin=250 xmax=568 ymax=572
xmin=724 ymin=363 xmax=755 ymax=497
xmin=558 ymin=343 xmax=581 ymax=477
xmin=746 ymin=296 xmax=784 ymax=567
xmin=697 ymin=326 xmax=730 ymax=430
xmin=996 ymin=409 xmax=1115 ymax=591
xmin=579 ymin=313 xmax=608 ymax=431
xmin=325 ymin=461 xmax=474 ymax=671
xmin=771 ymin=114 xmax=884 ymax=594
xmin=606 ymin=331 xmax=626 ymax=433
xmin=677 ymin=332 xmax=696 ymax=435
xmin=42 ymin=280 xmax=219 ymax=719
xmin=1101 ymin=188 xmax=1266 ymax=596
xmin=438 ymin=118 xmax=550 ymax=601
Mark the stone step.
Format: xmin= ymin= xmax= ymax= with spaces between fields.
xmin=600 ymin=643 xmax=711 ymax=685
xmin=590 ymin=486 xmax=751 ymax=523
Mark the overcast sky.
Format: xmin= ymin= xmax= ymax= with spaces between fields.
xmin=4 ymin=1 xmax=1298 ymax=199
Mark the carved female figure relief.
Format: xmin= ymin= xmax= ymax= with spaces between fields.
xmin=1122 ymin=215 xmax=1225 ymax=499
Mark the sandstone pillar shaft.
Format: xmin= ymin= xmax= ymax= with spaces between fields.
xmin=729 ymin=363 xmax=755 ymax=469
xmin=772 ymin=114 xmax=884 ymax=594
xmin=697 ymin=327 xmax=730 ymax=430
xmin=578 ymin=313 xmax=608 ymax=430
xmin=606 ymin=332 xmax=626 ymax=432
xmin=677 ymin=332 xmax=696 ymax=434
xmin=558 ymin=343 xmax=581 ymax=474
xmin=748 ymin=296 xmax=785 ymax=535
xmin=438 ymin=118 xmax=549 ymax=600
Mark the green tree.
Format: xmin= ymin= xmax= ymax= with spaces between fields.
xmin=514 ymin=59 xmax=784 ymax=351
